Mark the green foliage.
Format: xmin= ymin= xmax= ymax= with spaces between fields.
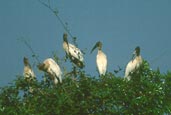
xmin=0 ymin=61 xmax=171 ymax=115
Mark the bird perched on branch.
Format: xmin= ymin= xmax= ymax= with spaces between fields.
xmin=124 ymin=46 xmax=143 ymax=81
xmin=23 ymin=57 xmax=36 ymax=93
xmin=91 ymin=41 xmax=107 ymax=76
xmin=23 ymin=57 xmax=36 ymax=80
xmin=63 ymin=33 xmax=84 ymax=68
xmin=37 ymin=58 xmax=62 ymax=85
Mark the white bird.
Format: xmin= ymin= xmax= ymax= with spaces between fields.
xmin=91 ymin=41 xmax=107 ymax=76
xmin=23 ymin=57 xmax=36 ymax=80
xmin=37 ymin=58 xmax=62 ymax=85
xmin=23 ymin=57 xmax=36 ymax=93
xmin=124 ymin=46 xmax=143 ymax=81
xmin=63 ymin=33 xmax=84 ymax=68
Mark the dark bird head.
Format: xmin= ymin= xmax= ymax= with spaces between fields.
xmin=37 ymin=63 xmax=47 ymax=72
xmin=90 ymin=41 xmax=102 ymax=53
xmin=135 ymin=46 xmax=140 ymax=56
xmin=132 ymin=46 xmax=141 ymax=60
xmin=63 ymin=33 xmax=68 ymax=44
xmin=23 ymin=57 xmax=29 ymax=66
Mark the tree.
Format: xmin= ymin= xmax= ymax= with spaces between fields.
xmin=0 ymin=60 xmax=171 ymax=115
xmin=1 ymin=1 xmax=170 ymax=114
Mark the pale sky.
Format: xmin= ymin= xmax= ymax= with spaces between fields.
xmin=0 ymin=0 xmax=171 ymax=86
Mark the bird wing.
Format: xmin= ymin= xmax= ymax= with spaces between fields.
xmin=125 ymin=61 xmax=133 ymax=75
xmin=135 ymin=56 xmax=143 ymax=69
xmin=47 ymin=58 xmax=62 ymax=83
xmin=124 ymin=56 xmax=143 ymax=81
xmin=96 ymin=51 xmax=107 ymax=75
xmin=68 ymin=43 xmax=84 ymax=62
xmin=124 ymin=61 xmax=132 ymax=80
xmin=23 ymin=67 xmax=35 ymax=79
xmin=124 ymin=59 xmax=138 ymax=80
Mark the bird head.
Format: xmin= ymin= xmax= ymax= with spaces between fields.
xmin=63 ymin=33 xmax=68 ymax=45
xmin=37 ymin=63 xmax=46 ymax=71
xmin=132 ymin=46 xmax=140 ymax=60
xmin=23 ymin=57 xmax=29 ymax=66
xmin=135 ymin=46 xmax=140 ymax=56
xmin=90 ymin=41 xmax=102 ymax=53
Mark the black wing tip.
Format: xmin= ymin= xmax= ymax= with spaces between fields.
xmin=74 ymin=61 xmax=85 ymax=69
xmin=69 ymin=56 xmax=85 ymax=69
xmin=78 ymin=62 xmax=85 ymax=69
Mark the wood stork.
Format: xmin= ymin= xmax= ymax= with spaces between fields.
xmin=124 ymin=46 xmax=143 ymax=81
xmin=37 ymin=58 xmax=62 ymax=85
xmin=63 ymin=33 xmax=84 ymax=68
xmin=23 ymin=57 xmax=36 ymax=80
xmin=91 ymin=41 xmax=107 ymax=76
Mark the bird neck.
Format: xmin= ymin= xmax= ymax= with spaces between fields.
xmin=136 ymin=55 xmax=141 ymax=59
xmin=98 ymin=49 xmax=103 ymax=53
xmin=133 ymin=55 xmax=141 ymax=61
xmin=25 ymin=64 xmax=31 ymax=68
xmin=98 ymin=46 xmax=102 ymax=50
xmin=63 ymin=42 xmax=69 ymax=51
xmin=137 ymin=54 xmax=140 ymax=56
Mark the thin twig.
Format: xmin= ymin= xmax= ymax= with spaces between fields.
xmin=18 ymin=37 xmax=40 ymax=63
xmin=38 ymin=0 xmax=74 ymax=39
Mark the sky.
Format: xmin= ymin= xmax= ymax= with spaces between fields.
xmin=0 ymin=0 xmax=171 ymax=87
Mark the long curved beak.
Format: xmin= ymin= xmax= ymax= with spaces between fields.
xmin=90 ymin=43 xmax=98 ymax=54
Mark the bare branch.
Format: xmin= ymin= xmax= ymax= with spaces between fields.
xmin=18 ymin=37 xmax=40 ymax=63
xmin=37 ymin=0 xmax=74 ymax=39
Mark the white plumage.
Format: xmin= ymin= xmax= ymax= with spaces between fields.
xmin=38 ymin=58 xmax=62 ymax=85
xmin=63 ymin=33 xmax=84 ymax=68
xmin=96 ymin=50 xmax=107 ymax=75
xmin=23 ymin=57 xmax=36 ymax=80
xmin=23 ymin=57 xmax=36 ymax=93
xmin=91 ymin=41 xmax=107 ymax=76
xmin=64 ymin=42 xmax=84 ymax=62
xmin=124 ymin=46 xmax=143 ymax=81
